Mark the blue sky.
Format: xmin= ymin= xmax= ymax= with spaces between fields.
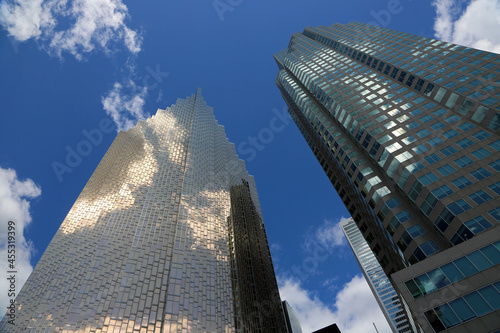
xmin=1 ymin=0 xmax=500 ymax=331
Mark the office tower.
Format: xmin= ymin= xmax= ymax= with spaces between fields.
xmin=282 ymin=300 xmax=303 ymax=333
xmin=312 ymin=323 xmax=342 ymax=333
xmin=274 ymin=22 xmax=500 ymax=332
xmin=340 ymin=218 xmax=413 ymax=333
xmin=0 ymin=89 xmax=286 ymax=332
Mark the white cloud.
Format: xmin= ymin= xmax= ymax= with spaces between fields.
xmin=0 ymin=0 xmax=53 ymax=41
xmin=0 ymin=167 xmax=41 ymax=312
xmin=270 ymin=242 xmax=282 ymax=253
xmin=0 ymin=0 xmax=141 ymax=59
xmin=279 ymin=276 xmax=392 ymax=333
xmin=316 ymin=218 xmax=347 ymax=249
xmin=101 ymin=79 xmax=148 ymax=132
xmin=303 ymin=217 xmax=347 ymax=254
xmin=433 ymin=0 xmax=500 ymax=53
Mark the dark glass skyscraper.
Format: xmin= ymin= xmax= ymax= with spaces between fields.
xmin=275 ymin=22 xmax=500 ymax=332
xmin=0 ymin=90 xmax=286 ymax=332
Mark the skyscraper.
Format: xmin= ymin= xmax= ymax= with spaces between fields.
xmin=340 ymin=218 xmax=413 ymax=333
xmin=274 ymin=22 xmax=500 ymax=332
xmin=282 ymin=300 xmax=303 ymax=333
xmin=1 ymin=89 xmax=286 ymax=332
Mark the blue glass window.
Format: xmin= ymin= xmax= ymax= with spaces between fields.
xmin=472 ymin=148 xmax=492 ymax=160
xmin=437 ymin=164 xmax=456 ymax=176
xmin=447 ymin=199 xmax=472 ymax=215
xmin=425 ymin=153 xmax=441 ymax=164
xmin=406 ymin=121 xmax=420 ymax=129
xmin=396 ymin=210 xmax=412 ymax=222
xmin=471 ymin=167 xmax=492 ymax=180
xmin=402 ymin=135 xmax=417 ymax=145
xmin=464 ymin=216 xmax=493 ymax=235
xmin=420 ymin=115 xmax=433 ymax=123
xmin=420 ymin=240 xmax=439 ymax=256
xmin=398 ymin=71 xmax=407 ymax=82
xmin=409 ymin=161 xmax=425 ymax=172
xmin=443 ymin=129 xmax=459 ymax=139
xmin=489 ymin=139 xmax=500 ymax=151
xmin=453 ymin=256 xmax=478 ymax=277
xmin=454 ymin=156 xmax=473 ymax=167
xmin=463 ymin=292 xmax=492 ymax=316
xmin=478 ymin=285 xmax=500 ymax=310
xmin=448 ymin=298 xmax=476 ymax=322
xmin=458 ymin=122 xmax=475 ymax=131
xmin=469 ymin=190 xmax=492 ymax=205
xmin=405 ymin=279 xmax=422 ymax=299
xmin=489 ymin=207 xmax=500 ymax=222
xmin=408 ymin=225 xmax=424 ymax=238
xmin=432 ymin=185 xmax=454 ymax=199
xmin=467 ymin=251 xmax=493 ymax=271
xmin=456 ymin=138 xmax=474 ymax=148
xmin=409 ymin=108 xmax=422 ymax=116
xmin=416 ymin=128 xmax=431 ymax=138
xmin=489 ymin=182 xmax=500 ymax=195
xmin=473 ymin=130 xmax=491 ymax=140
xmin=433 ymin=108 xmax=447 ymax=116
xmin=441 ymin=263 xmax=464 ymax=283
xmin=431 ymin=122 xmax=446 ymax=130
xmin=423 ymin=102 xmax=436 ymax=110
xmin=415 ymin=78 xmax=425 ymax=91
xmin=451 ymin=176 xmax=472 ymax=188
xmin=435 ymin=208 xmax=455 ymax=233
xmin=418 ymin=172 xmax=438 ymax=185
xmin=427 ymin=268 xmax=451 ymax=289
xmin=412 ymin=144 xmax=428 ymax=154
xmin=445 ymin=115 xmax=460 ymax=123
xmin=387 ymin=217 xmax=400 ymax=236
xmin=414 ymin=273 xmax=437 ymax=295
xmin=436 ymin=303 xmax=460 ymax=328
xmin=386 ymin=198 xmax=401 ymax=209
xmin=424 ymin=83 xmax=435 ymax=95
xmin=390 ymin=67 xmax=399 ymax=78
xmin=428 ymin=137 xmax=444 ymax=146
xmin=480 ymin=244 xmax=500 ymax=265
xmin=440 ymin=146 xmax=458 ymax=156
xmin=489 ymin=159 xmax=500 ymax=171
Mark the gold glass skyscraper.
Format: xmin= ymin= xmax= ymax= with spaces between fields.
xmin=275 ymin=22 xmax=500 ymax=332
xmin=1 ymin=89 xmax=286 ymax=332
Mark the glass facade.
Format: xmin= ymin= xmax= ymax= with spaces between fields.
xmin=424 ymin=281 xmax=500 ymax=332
xmin=0 ymin=90 xmax=286 ymax=332
xmin=405 ymin=241 xmax=500 ymax=300
xmin=282 ymin=300 xmax=303 ymax=333
xmin=275 ymin=22 xmax=500 ymax=332
xmin=341 ymin=218 xmax=414 ymax=333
